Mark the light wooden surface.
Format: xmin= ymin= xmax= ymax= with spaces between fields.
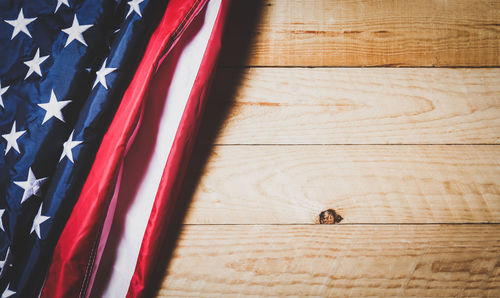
xmin=182 ymin=145 xmax=500 ymax=224
xmin=157 ymin=0 xmax=500 ymax=296
xmin=159 ymin=225 xmax=500 ymax=297
xmin=201 ymin=68 xmax=500 ymax=144
xmin=220 ymin=0 xmax=500 ymax=66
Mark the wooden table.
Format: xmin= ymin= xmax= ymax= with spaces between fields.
xmin=156 ymin=1 xmax=500 ymax=296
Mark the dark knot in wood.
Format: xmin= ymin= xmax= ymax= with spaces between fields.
xmin=319 ymin=209 xmax=343 ymax=224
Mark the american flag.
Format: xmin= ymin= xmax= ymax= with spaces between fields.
xmin=0 ymin=0 xmax=164 ymax=296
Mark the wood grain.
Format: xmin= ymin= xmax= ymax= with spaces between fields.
xmin=158 ymin=224 xmax=500 ymax=297
xmin=181 ymin=145 xmax=500 ymax=224
xmin=201 ymin=68 xmax=500 ymax=145
xmin=155 ymin=1 xmax=500 ymax=296
xmin=220 ymin=0 xmax=500 ymax=66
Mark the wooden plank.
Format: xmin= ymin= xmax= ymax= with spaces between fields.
xmin=157 ymin=225 xmax=500 ymax=297
xmin=181 ymin=145 xmax=500 ymax=224
xmin=220 ymin=0 xmax=500 ymax=66
xmin=201 ymin=68 xmax=500 ymax=145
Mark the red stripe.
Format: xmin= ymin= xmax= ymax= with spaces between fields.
xmin=126 ymin=1 xmax=230 ymax=297
xmin=41 ymin=1 xmax=208 ymax=297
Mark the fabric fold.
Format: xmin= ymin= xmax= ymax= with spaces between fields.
xmin=41 ymin=0 xmax=229 ymax=297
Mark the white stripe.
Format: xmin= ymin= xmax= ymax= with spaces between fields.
xmin=85 ymin=102 xmax=144 ymax=298
xmin=89 ymin=0 xmax=222 ymax=297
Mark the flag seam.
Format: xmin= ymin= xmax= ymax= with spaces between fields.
xmin=153 ymin=0 xmax=204 ymax=73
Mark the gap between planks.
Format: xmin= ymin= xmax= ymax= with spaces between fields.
xmin=182 ymin=223 xmax=500 ymax=226
xmin=220 ymin=66 xmax=500 ymax=69
xmin=211 ymin=144 xmax=500 ymax=146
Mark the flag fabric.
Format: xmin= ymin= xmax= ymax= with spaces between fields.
xmin=0 ymin=0 xmax=170 ymax=296
xmin=41 ymin=0 xmax=229 ymax=297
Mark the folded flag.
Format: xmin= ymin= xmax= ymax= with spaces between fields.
xmin=0 ymin=0 xmax=168 ymax=296
xmin=41 ymin=0 xmax=230 ymax=297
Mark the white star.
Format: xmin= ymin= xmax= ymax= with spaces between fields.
xmin=0 ymin=81 xmax=9 ymax=109
xmin=59 ymin=130 xmax=82 ymax=163
xmin=0 ymin=248 xmax=9 ymax=271
xmin=24 ymin=48 xmax=49 ymax=80
xmin=37 ymin=90 xmax=71 ymax=124
xmin=1 ymin=283 xmax=15 ymax=298
xmin=13 ymin=167 xmax=48 ymax=204
xmin=126 ymin=0 xmax=145 ymax=18
xmin=1 ymin=121 xmax=26 ymax=155
xmin=62 ymin=14 xmax=93 ymax=47
xmin=31 ymin=204 xmax=50 ymax=239
xmin=93 ymin=58 xmax=116 ymax=90
xmin=0 ymin=210 xmax=4 ymax=232
xmin=4 ymin=9 xmax=36 ymax=39
xmin=54 ymin=0 xmax=70 ymax=13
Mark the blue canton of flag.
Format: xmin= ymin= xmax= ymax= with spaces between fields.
xmin=0 ymin=0 xmax=165 ymax=296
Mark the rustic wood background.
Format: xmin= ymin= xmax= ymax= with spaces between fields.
xmin=156 ymin=0 xmax=500 ymax=296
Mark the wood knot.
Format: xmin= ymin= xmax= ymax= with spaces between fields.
xmin=319 ymin=209 xmax=343 ymax=224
